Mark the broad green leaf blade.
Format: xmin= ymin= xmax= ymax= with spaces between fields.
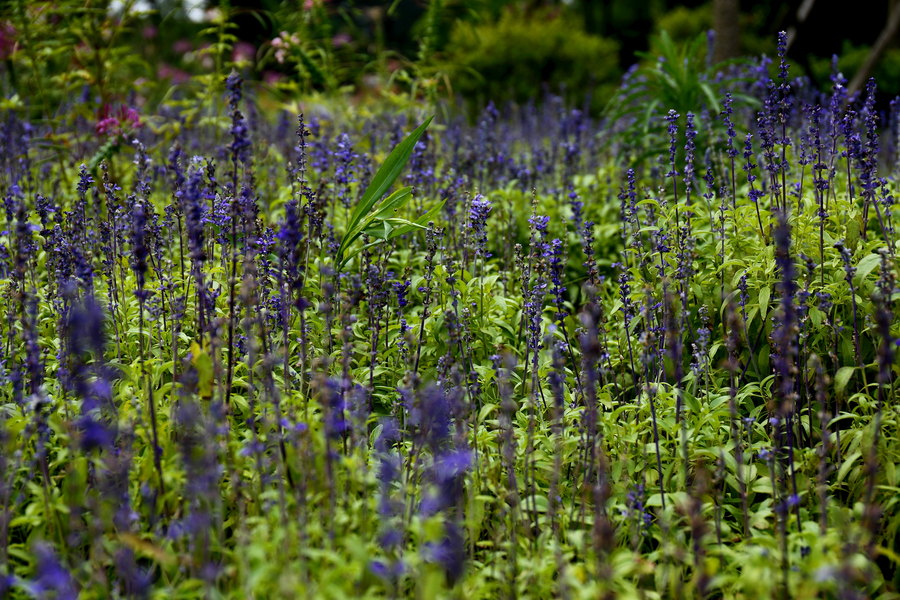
xmin=362 ymin=218 xmax=424 ymax=240
xmin=340 ymin=200 xmax=445 ymax=269
xmin=384 ymin=199 xmax=447 ymax=240
xmin=345 ymin=116 xmax=433 ymax=239
xmin=339 ymin=239 xmax=384 ymax=268
xmin=336 ymin=118 xmax=432 ymax=266
xmin=853 ymin=253 xmax=881 ymax=286
xmin=370 ymin=187 xmax=413 ymax=220
xmin=379 ymin=220 xmax=394 ymax=240
xmin=337 ymin=187 xmax=413 ymax=260
xmin=336 ymin=230 xmax=365 ymax=265
xmin=758 ymin=286 xmax=771 ymax=321
xmin=412 ymin=197 xmax=446 ymax=227
xmin=834 ymin=366 xmax=855 ymax=397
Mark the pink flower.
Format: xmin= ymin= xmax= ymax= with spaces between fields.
xmin=262 ymin=71 xmax=284 ymax=85
xmin=121 ymin=106 xmax=140 ymax=129
xmin=232 ymin=41 xmax=255 ymax=63
xmin=332 ymin=33 xmax=351 ymax=48
xmin=305 ymin=0 xmax=331 ymax=9
xmin=271 ymin=32 xmax=299 ymax=63
xmin=0 ymin=21 xmax=15 ymax=61
xmin=142 ymin=25 xmax=158 ymax=40
xmin=158 ymin=64 xmax=192 ymax=84
xmin=95 ymin=117 xmax=119 ymax=137
xmin=95 ymin=104 xmax=142 ymax=140
xmin=173 ymin=39 xmax=192 ymax=54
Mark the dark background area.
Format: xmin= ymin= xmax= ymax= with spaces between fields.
xmin=217 ymin=0 xmax=896 ymax=76
xmin=3 ymin=0 xmax=900 ymax=118
xmin=218 ymin=0 xmax=900 ymax=104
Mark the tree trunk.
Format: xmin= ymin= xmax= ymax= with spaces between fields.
xmin=713 ymin=0 xmax=741 ymax=63
xmin=848 ymin=0 xmax=900 ymax=96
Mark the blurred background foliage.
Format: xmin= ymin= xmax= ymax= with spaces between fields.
xmin=2 ymin=0 xmax=900 ymax=122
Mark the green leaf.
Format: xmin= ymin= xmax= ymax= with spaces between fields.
xmin=341 ymin=199 xmax=444 ymax=269
xmin=758 ymin=286 xmax=771 ymax=320
xmin=647 ymin=491 xmax=688 ymax=507
xmin=853 ymin=253 xmax=881 ymax=285
xmin=337 ymin=116 xmax=433 ymax=265
xmin=338 ymin=240 xmax=383 ymax=268
xmin=404 ymin=197 xmax=446 ymax=231
xmin=338 ymin=187 xmax=413 ymax=256
xmin=836 ymin=451 xmax=862 ymax=485
xmin=833 ymin=366 xmax=855 ymax=397
xmin=88 ymin=142 xmax=119 ymax=173
xmin=370 ymin=186 xmax=413 ymax=220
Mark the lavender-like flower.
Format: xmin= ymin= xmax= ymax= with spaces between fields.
xmin=466 ymin=194 xmax=492 ymax=260
xmin=665 ymin=110 xmax=680 ymax=178
xmin=333 ymin=133 xmax=357 ymax=208
xmin=67 ymin=298 xmax=118 ymax=452
xmin=860 ymin=251 xmax=895 ymax=549
xmin=683 ymin=112 xmax=697 ymax=205
xmin=130 ymin=201 xmax=149 ymax=300
xmin=723 ymin=93 xmax=739 ymax=207
xmin=371 ymin=418 xmax=406 ymax=589
xmin=548 ymin=238 xmax=567 ymax=322
xmin=25 ymin=543 xmax=77 ymax=600
xmin=834 ymin=241 xmax=862 ymax=365
xmin=743 ymin=133 xmax=767 ymax=239
xmin=772 ymin=211 xmax=798 ymax=413
xmin=226 ymin=72 xmax=252 ymax=178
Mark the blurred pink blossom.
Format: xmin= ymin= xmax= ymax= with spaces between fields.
xmin=0 ymin=21 xmax=16 ymax=61
xmin=273 ymin=32 xmax=300 ymax=47
xmin=262 ymin=71 xmax=284 ymax=85
xmin=141 ymin=25 xmax=158 ymax=40
xmin=158 ymin=64 xmax=191 ymax=84
xmin=271 ymin=32 xmax=300 ymax=64
xmin=173 ymin=39 xmax=192 ymax=54
xmin=95 ymin=105 xmax=142 ymax=140
xmin=232 ymin=41 xmax=255 ymax=62
xmin=332 ymin=33 xmax=351 ymax=47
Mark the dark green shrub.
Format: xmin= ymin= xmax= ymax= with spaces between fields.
xmin=655 ymin=4 xmax=712 ymax=44
xmin=444 ymin=8 xmax=620 ymax=112
xmin=604 ymin=30 xmax=756 ymax=164
xmin=810 ymin=42 xmax=900 ymax=97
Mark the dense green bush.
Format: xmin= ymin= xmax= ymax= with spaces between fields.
xmin=444 ymin=8 xmax=620 ymax=112
xmin=811 ymin=43 xmax=900 ymax=98
xmin=654 ymin=4 xmax=712 ymax=44
xmin=603 ymin=30 xmax=756 ymax=165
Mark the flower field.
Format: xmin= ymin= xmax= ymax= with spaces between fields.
xmin=0 ymin=23 xmax=898 ymax=599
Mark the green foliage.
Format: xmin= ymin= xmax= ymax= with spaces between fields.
xmin=0 ymin=1 xmax=154 ymax=119
xmin=604 ymin=30 xmax=756 ymax=164
xmin=1 ymin=118 xmax=899 ymax=596
xmin=336 ymin=116 xmax=442 ymax=268
xmin=1 ymin=5 xmax=900 ymax=599
xmin=655 ymin=4 xmax=713 ymax=44
xmin=810 ymin=42 xmax=900 ymax=97
xmin=444 ymin=7 xmax=620 ymax=112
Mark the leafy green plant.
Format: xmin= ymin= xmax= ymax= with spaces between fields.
xmin=605 ymin=30 xmax=755 ymax=162
xmin=336 ymin=116 xmax=443 ymax=269
xmin=0 ymin=1 xmax=152 ymax=119
xmin=443 ymin=7 xmax=620 ymax=112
